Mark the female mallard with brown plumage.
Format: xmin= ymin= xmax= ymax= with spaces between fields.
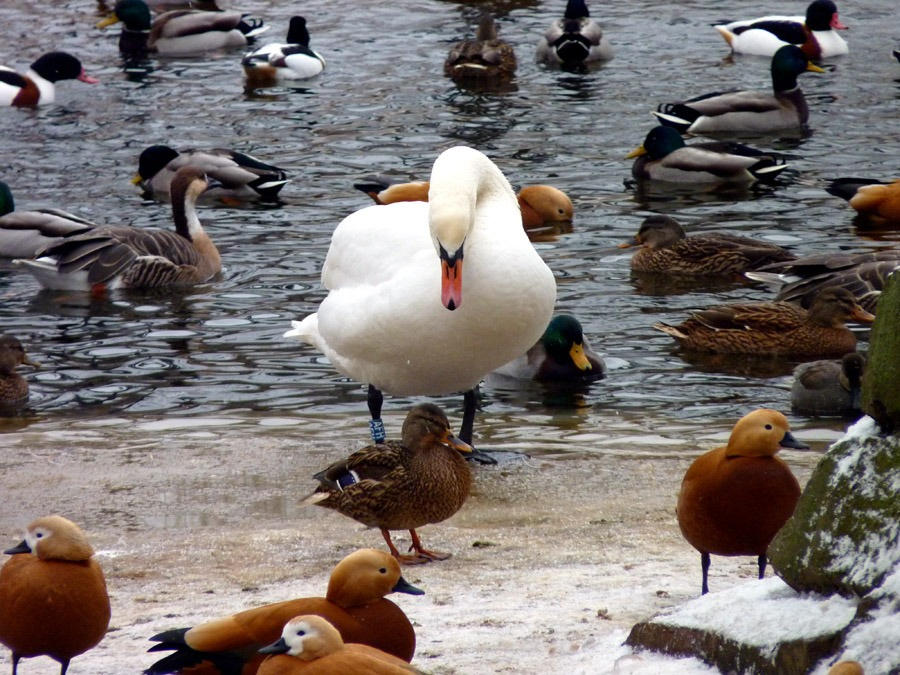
xmin=305 ymin=404 xmax=472 ymax=565
xmin=445 ymin=14 xmax=516 ymax=84
xmin=619 ymin=215 xmax=795 ymax=276
xmin=654 ymin=287 xmax=874 ymax=357
xmin=0 ymin=336 xmax=37 ymax=408
xmin=747 ymin=249 xmax=900 ymax=314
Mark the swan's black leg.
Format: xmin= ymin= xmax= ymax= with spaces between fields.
xmin=367 ymin=384 xmax=386 ymax=443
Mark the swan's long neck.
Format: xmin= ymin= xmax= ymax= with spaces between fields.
xmin=428 ymin=146 xmax=517 ymax=253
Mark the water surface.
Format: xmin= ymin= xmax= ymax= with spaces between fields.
xmin=1 ymin=0 xmax=898 ymax=458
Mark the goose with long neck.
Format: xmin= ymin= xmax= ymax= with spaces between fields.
xmin=13 ymin=166 xmax=221 ymax=292
xmin=286 ymin=146 xmax=557 ymax=445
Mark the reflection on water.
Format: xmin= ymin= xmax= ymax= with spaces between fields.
xmin=1 ymin=0 xmax=896 ymax=454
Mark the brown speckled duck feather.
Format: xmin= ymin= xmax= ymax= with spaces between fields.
xmin=307 ymin=404 xmax=472 ymax=564
xmin=0 ymin=335 xmax=36 ymax=407
xmin=621 ymin=215 xmax=795 ymax=275
xmin=654 ymin=287 xmax=874 ymax=356
xmin=752 ymin=250 xmax=900 ymax=314
xmin=445 ymin=14 xmax=516 ymax=83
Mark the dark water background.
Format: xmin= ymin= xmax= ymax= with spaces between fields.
xmin=1 ymin=0 xmax=899 ymax=457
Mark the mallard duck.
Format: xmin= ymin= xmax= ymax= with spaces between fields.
xmin=535 ymin=0 xmax=613 ymax=68
xmin=0 ymin=52 xmax=98 ymax=106
xmin=134 ymin=145 xmax=288 ymax=201
xmin=677 ymin=409 xmax=806 ymax=594
xmin=14 ymin=167 xmax=221 ymax=292
xmin=627 ymin=126 xmax=789 ymax=185
xmin=145 ymin=0 xmax=220 ymax=11
xmin=97 ymin=0 xmax=268 ymax=57
xmin=826 ymin=177 xmax=900 ymax=227
xmin=714 ymin=0 xmax=848 ymax=59
xmin=0 ymin=516 xmax=110 ymax=673
xmin=445 ymin=14 xmax=517 ymax=84
xmin=791 ymin=352 xmax=865 ymax=418
xmin=145 ymin=549 xmax=422 ymax=674
xmin=654 ymin=287 xmax=874 ymax=357
xmin=0 ymin=335 xmax=37 ymax=408
xmin=748 ymin=250 xmax=900 ymax=314
xmin=619 ymin=215 xmax=795 ymax=276
xmin=242 ymin=16 xmax=325 ymax=87
xmin=352 ymin=176 xmax=574 ymax=229
xmin=285 ymin=147 xmax=556 ymax=447
xmin=257 ymin=616 xmax=421 ymax=675
xmin=305 ymin=404 xmax=473 ymax=565
xmin=490 ymin=314 xmax=605 ymax=383
xmin=0 ymin=181 xmax=96 ymax=259
xmin=654 ymin=45 xmax=824 ymax=134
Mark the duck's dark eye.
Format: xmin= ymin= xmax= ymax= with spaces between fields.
xmin=765 ymin=424 xmax=773 ymax=430
xmin=379 ymin=567 xmax=387 ymax=574
xmin=35 ymin=532 xmax=44 ymax=538
xmin=295 ymin=630 xmax=306 ymax=637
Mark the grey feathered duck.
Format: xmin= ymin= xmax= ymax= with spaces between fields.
xmin=97 ymin=0 xmax=268 ymax=57
xmin=14 ymin=167 xmax=221 ymax=292
xmin=133 ymin=145 xmax=288 ymax=201
xmin=0 ymin=180 xmax=95 ymax=259
xmin=536 ymin=0 xmax=612 ymax=68
xmin=791 ymin=352 xmax=866 ymax=418
xmin=654 ymin=45 xmax=824 ymax=134
xmin=627 ymin=126 xmax=789 ymax=185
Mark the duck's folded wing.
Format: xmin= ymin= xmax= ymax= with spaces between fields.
xmin=153 ymin=10 xmax=243 ymax=39
xmin=736 ymin=18 xmax=806 ymax=44
xmin=664 ymin=147 xmax=758 ymax=175
xmin=0 ymin=210 xmax=95 ymax=258
xmin=663 ymin=90 xmax=782 ymax=117
xmin=691 ymin=301 xmax=801 ymax=331
xmin=776 ymin=261 xmax=898 ymax=313
xmin=43 ymin=227 xmax=200 ymax=284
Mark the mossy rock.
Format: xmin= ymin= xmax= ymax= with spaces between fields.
xmin=769 ymin=421 xmax=900 ymax=596
xmin=862 ymin=272 xmax=900 ymax=431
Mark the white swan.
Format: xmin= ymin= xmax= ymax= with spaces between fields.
xmin=285 ymin=146 xmax=557 ymax=444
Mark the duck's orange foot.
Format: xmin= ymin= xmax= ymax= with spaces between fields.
xmin=392 ymin=552 xmax=437 ymax=565
xmin=409 ymin=546 xmax=452 ymax=562
xmin=408 ymin=530 xmax=451 ymax=562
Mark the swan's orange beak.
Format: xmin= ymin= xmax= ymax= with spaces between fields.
xmin=440 ymin=246 xmax=463 ymax=311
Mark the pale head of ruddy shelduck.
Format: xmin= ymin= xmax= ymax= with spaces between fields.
xmin=725 ymin=409 xmax=807 ymax=458
xmin=15 ymin=515 xmax=95 ymax=561
xmin=262 ymin=615 xmax=343 ymax=661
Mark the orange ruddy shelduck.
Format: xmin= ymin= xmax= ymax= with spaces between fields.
xmin=677 ymin=409 xmax=807 ymax=595
xmin=257 ymin=615 xmax=421 ymax=674
xmin=352 ymin=177 xmax=573 ymax=230
xmin=0 ymin=515 xmax=110 ymax=674
xmin=145 ymin=549 xmax=422 ymax=674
